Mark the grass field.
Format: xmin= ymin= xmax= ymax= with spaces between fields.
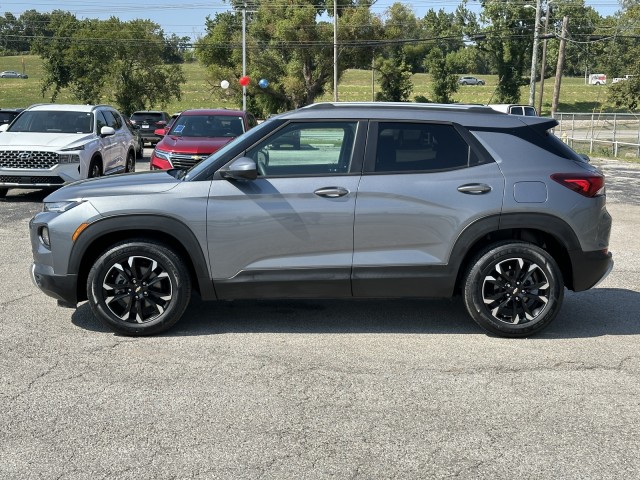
xmin=0 ymin=55 xmax=625 ymax=117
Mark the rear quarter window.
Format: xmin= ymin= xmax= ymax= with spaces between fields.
xmin=470 ymin=127 xmax=586 ymax=169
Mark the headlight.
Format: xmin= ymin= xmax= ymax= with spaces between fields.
xmin=59 ymin=154 xmax=80 ymax=164
xmin=60 ymin=144 xmax=86 ymax=151
xmin=43 ymin=200 xmax=85 ymax=213
xmin=153 ymin=148 xmax=171 ymax=161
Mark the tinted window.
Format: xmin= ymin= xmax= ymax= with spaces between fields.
xmin=131 ymin=112 xmax=167 ymax=123
xmin=95 ymin=111 xmax=108 ymax=133
xmin=374 ymin=122 xmax=475 ymax=173
xmin=245 ymin=122 xmax=357 ymax=176
xmin=170 ymin=115 xmax=245 ymax=138
xmin=102 ymin=110 xmax=119 ymax=129
xmin=8 ymin=111 xmax=93 ymax=134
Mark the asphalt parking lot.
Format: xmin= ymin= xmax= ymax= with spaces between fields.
xmin=1 ymin=155 xmax=639 ymax=479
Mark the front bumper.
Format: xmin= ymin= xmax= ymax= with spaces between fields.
xmin=31 ymin=263 xmax=78 ymax=307
xmin=1 ymin=164 xmax=80 ymax=189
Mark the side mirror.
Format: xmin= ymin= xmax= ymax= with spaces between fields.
xmin=220 ymin=157 xmax=257 ymax=181
xmin=0 ymin=124 xmax=9 ymax=133
xmin=579 ymin=153 xmax=591 ymax=163
xmin=100 ymin=126 xmax=116 ymax=137
xmin=154 ymin=128 xmax=167 ymax=136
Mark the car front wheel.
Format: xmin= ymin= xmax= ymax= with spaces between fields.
xmin=87 ymin=241 xmax=192 ymax=335
xmin=463 ymin=242 xmax=564 ymax=337
xmin=88 ymin=158 xmax=102 ymax=178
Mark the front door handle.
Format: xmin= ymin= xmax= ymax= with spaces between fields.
xmin=457 ymin=183 xmax=492 ymax=195
xmin=314 ymin=187 xmax=349 ymax=198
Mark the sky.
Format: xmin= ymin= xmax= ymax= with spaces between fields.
xmin=0 ymin=0 xmax=624 ymax=39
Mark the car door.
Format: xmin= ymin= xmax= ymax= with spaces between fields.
xmin=101 ymin=110 xmax=124 ymax=174
xmin=207 ymin=120 xmax=366 ymax=299
xmin=352 ymin=121 xmax=505 ymax=297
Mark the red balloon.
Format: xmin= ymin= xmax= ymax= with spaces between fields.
xmin=239 ymin=76 xmax=250 ymax=87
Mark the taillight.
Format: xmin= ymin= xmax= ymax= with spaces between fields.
xmin=551 ymin=173 xmax=605 ymax=198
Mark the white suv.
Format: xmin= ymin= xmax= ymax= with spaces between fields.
xmin=0 ymin=104 xmax=137 ymax=198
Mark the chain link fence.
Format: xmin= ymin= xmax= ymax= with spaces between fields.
xmin=552 ymin=112 xmax=640 ymax=158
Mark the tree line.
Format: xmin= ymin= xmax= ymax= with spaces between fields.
xmin=2 ymin=1 xmax=640 ymax=116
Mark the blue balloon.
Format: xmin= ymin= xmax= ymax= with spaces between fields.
xmin=258 ymin=78 xmax=269 ymax=89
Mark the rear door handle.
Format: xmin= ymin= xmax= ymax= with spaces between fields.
xmin=457 ymin=183 xmax=492 ymax=195
xmin=314 ymin=187 xmax=349 ymax=198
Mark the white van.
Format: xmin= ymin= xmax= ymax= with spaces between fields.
xmin=488 ymin=104 xmax=538 ymax=116
xmin=589 ymin=74 xmax=607 ymax=85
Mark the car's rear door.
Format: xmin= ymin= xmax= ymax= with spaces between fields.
xmin=206 ymin=120 xmax=366 ymax=299
xmin=352 ymin=120 xmax=505 ymax=297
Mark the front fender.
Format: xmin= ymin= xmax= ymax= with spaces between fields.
xmin=68 ymin=214 xmax=216 ymax=301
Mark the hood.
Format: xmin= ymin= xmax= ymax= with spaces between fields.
xmin=44 ymin=171 xmax=181 ymax=202
xmin=0 ymin=132 xmax=94 ymax=149
xmin=157 ymin=135 xmax=233 ymax=155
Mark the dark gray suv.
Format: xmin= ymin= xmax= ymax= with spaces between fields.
xmin=29 ymin=102 xmax=613 ymax=337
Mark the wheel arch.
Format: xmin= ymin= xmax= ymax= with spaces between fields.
xmin=69 ymin=215 xmax=215 ymax=303
xmin=451 ymin=213 xmax=580 ymax=294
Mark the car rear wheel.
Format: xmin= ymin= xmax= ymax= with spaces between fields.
xmin=125 ymin=150 xmax=135 ymax=173
xmin=87 ymin=240 xmax=192 ymax=336
xmin=463 ymin=241 xmax=564 ymax=337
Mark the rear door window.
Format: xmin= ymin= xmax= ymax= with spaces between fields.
xmin=370 ymin=122 xmax=480 ymax=173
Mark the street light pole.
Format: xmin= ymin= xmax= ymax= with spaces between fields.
xmin=242 ymin=2 xmax=247 ymax=111
xmin=528 ymin=0 xmax=542 ymax=107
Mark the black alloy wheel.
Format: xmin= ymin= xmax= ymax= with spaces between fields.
xmin=87 ymin=241 xmax=191 ymax=335
xmin=463 ymin=242 xmax=564 ymax=337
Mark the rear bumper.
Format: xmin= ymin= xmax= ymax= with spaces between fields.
xmin=569 ymin=249 xmax=614 ymax=291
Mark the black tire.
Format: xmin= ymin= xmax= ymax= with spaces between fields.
xmin=463 ymin=241 xmax=564 ymax=337
xmin=136 ymin=138 xmax=144 ymax=159
xmin=478 ymin=81 xmax=485 ymax=86
xmin=88 ymin=158 xmax=102 ymax=178
xmin=87 ymin=240 xmax=192 ymax=336
xmin=0 ymin=188 xmax=7 ymax=198
xmin=125 ymin=150 xmax=135 ymax=173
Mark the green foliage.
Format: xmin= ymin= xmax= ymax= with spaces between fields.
xmin=374 ymin=57 xmax=413 ymax=102
xmin=469 ymin=0 xmax=536 ymax=103
xmin=608 ymin=73 xmax=640 ymax=110
xmin=195 ymin=0 xmax=378 ymax=117
xmin=31 ymin=15 xmax=185 ymax=115
xmin=426 ymin=48 xmax=459 ymax=103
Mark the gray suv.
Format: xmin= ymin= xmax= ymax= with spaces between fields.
xmin=29 ymin=102 xmax=613 ymax=337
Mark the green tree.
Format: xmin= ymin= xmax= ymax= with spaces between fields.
xmin=32 ymin=15 xmax=185 ymax=115
xmin=468 ymin=1 xmax=536 ymax=103
xmin=374 ymin=57 xmax=413 ymax=101
xmin=196 ymin=0 xmax=377 ymax=117
xmin=426 ymin=47 xmax=459 ymax=103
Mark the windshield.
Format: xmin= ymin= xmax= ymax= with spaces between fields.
xmin=9 ymin=111 xmax=94 ymax=134
xmin=182 ymin=119 xmax=275 ymax=181
xmin=169 ymin=114 xmax=245 ymax=138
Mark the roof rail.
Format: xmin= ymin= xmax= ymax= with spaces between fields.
xmin=301 ymin=102 xmax=498 ymax=113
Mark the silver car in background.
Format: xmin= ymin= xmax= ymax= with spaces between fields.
xmin=29 ymin=102 xmax=613 ymax=337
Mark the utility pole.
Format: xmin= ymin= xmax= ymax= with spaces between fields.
xmin=242 ymin=2 xmax=247 ymax=111
xmin=333 ymin=0 xmax=338 ymax=102
xmin=528 ymin=0 xmax=542 ymax=107
xmin=551 ymin=16 xmax=569 ymax=117
xmin=537 ymin=2 xmax=552 ymax=114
